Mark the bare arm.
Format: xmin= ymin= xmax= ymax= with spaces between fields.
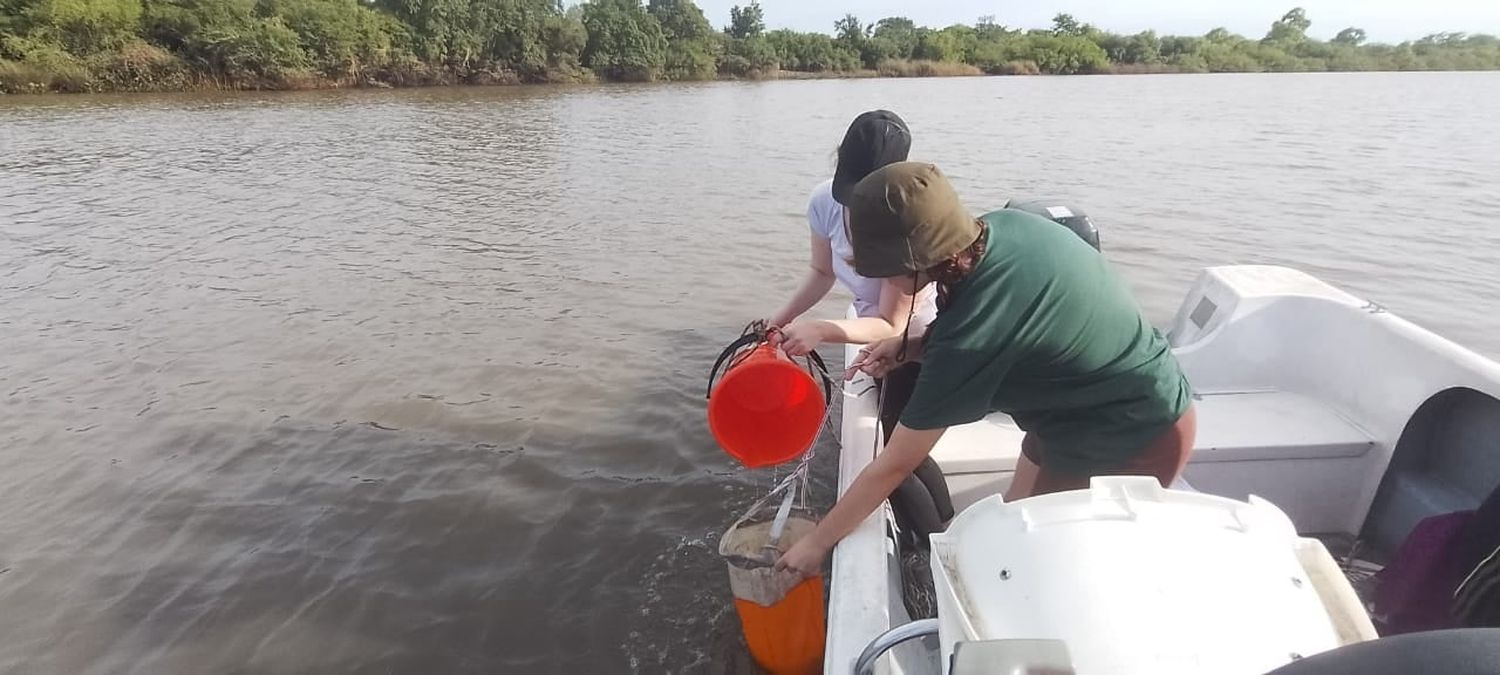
xmin=815 ymin=276 xmax=918 ymax=342
xmin=769 ymin=234 xmax=836 ymax=328
xmin=776 ymin=424 xmax=947 ymax=575
xmin=777 ymin=277 xmax=923 ymax=355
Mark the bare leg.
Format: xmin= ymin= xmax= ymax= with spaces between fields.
xmin=1004 ymin=434 xmax=1041 ymax=501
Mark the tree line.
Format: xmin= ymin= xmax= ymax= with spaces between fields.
xmin=2 ymin=0 xmax=1498 ymax=93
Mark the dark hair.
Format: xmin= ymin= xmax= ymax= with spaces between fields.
xmin=930 ymin=221 xmax=989 ymax=313
xmin=832 ymin=110 xmax=912 ymax=205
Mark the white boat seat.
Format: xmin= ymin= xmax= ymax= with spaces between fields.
xmin=928 ymin=390 xmax=1373 ymax=476
xmin=1191 ymin=391 xmax=1374 ymax=462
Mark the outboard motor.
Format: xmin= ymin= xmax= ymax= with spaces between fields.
xmin=1005 ymin=199 xmax=1101 ymax=251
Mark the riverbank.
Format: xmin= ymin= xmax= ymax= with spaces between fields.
xmin=9 ymin=56 xmax=1500 ymax=96
xmin=0 ymin=58 xmax=991 ymax=95
xmin=4 ymin=2 xmax=1498 ymax=96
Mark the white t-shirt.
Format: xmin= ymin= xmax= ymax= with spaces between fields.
xmin=806 ymin=180 xmax=938 ymax=325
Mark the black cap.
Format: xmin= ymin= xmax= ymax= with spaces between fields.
xmin=832 ymin=110 xmax=911 ymax=206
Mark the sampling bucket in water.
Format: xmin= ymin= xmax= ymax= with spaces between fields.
xmin=707 ymin=334 xmax=829 ymax=468
xmin=720 ymin=503 xmax=826 ymax=675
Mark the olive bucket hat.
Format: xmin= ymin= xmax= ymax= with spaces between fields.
xmin=847 ymin=162 xmax=981 ymax=279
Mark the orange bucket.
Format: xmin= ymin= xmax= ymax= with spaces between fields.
xmin=707 ymin=344 xmax=826 ymax=468
xmin=734 ymin=576 xmax=826 ymax=675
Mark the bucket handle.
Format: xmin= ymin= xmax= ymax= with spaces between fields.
xmin=705 ymin=331 xmax=763 ymax=399
xmin=705 ymin=321 xmax=837 ymax=411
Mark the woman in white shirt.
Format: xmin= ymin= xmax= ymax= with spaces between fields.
xmin=767 ymin=110 xmax=951 ymax=546
xmin=770 ymin=110 xmax=937 ymax=358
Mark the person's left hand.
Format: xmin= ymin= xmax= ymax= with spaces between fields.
xmin=844 ymin=336 xmax=903 ymax=380
xmin=775 ymin=534 xmax=831 ymax=578
xmin=774 ymin=322 xmax=825 ymax=358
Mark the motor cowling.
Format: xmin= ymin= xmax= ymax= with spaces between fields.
xmin=1005 ymin=199 xmax=1101 ymax=251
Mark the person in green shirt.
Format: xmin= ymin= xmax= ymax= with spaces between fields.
xmin=776 ymin=162 xmax=1196 ymax=576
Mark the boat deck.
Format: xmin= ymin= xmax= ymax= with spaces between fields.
xmin=931 ymin=387 xmax=1377 ymax=516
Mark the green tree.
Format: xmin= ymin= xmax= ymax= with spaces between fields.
xmin=1197 ymin=40 xmax=1261 ymax=72
xmin=1051 ymin=13 xmax=1082 ymax=37
xmin=856 ymin=36 xmax=895 ymax=66
xmin=21 ymin=0 xmax=143 ymax=54
xmin=1 ymin=0 xmax=25 ymax=37
xmin=580 ymin=0 xmax=664 ymax=80
xmin=1332 ymin=27 xmax=1366 ymax=46
xmin=717 ymin=32 xmax=774 ymax=75
xmin=725 ymin=1 xmax=761 ymax=39
xmin=374 ymin=0 xmax=475 ymax=67
xmin=541 ymin=7 xmax=586 ymax=73
xmin=765 ymin=28 xmax=855 ymax=71
xmin=1158 ymin=35 xmax=1201 ymax=59
xmin=1010 ymin=32 xmax=1107 ymax=74
xmin=870 ymin=16 xmax=915 ymax=59
xmin=201 ymin=16 xmax=309 ymax=79
xmin=1204 ymin=27 xmax=1237 ymax=44
xmin=648 ymin=0 xmax=713 ymax=79
xmin=412 ymin=0 xmax=564 ymax=77
xmin=833 ymin=13 xmax=862 ymax=47
xmin=963 ymin=15 xmax=1016 ymax=71
xmin=974 ymin=15 xmax=1009 ymax=42
xmin=1253 ymin=42 xmax=1304 ymax=70
xmin=262 ymin=0 xmax=399 ymax=78
xmin=648 ymin=0 xmax=708 ymax=41
xmin=140 ymin=0 xmax=313 ymax=81
xmin=913 ymin=24 xmax=968 ymax=62
xmin=477 ymin=0 xmax=568 ymax=77
xmin=1124 ymin=30 xmax=1161 ymax=64
xmin=1264 ymin=7 xmax=1310 ymax=45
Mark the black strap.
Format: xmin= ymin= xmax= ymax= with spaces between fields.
xmin=706 ymin=321 xmax=836 ymax=409
xmin=706 ymin=332 xmax=762 ymax=399
xmin=804 ymin=350 xmax=835 ymax=409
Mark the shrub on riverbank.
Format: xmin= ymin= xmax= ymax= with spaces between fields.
xmin=0 ymin=38 xmax=191 ymax=93
xmin=989 ymin=60 xmax=1041 ymax=76
xmin=0 ymin=56 xmax=80 ymax=92
xmin=876 ymin=59 xmax=981 ymax=78
xmin=1 ymin=1 xmax=1499 ymax=93
xmin=0 ymin=38 xmax=87 ymax=92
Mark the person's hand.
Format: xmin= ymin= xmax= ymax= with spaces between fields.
xmin=845 ymin=337 xmax=903 ymax=380
xmin=775 ymin=534 xmax=831 ymax=578
xmin=774 ymin=322 xmax=825 ymax=358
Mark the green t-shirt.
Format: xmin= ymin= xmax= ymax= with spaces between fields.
xmin=900 ymin=209 xmax=1192 ymax=475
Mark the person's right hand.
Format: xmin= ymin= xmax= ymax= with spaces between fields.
xmin=775 ymin=532 xmax=832 ymax=578
xmin=844 ymin=337 xmax=904 ymax=380
xmin=774 ymin=321 xmax=825 ymax=358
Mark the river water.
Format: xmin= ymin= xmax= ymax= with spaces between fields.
xmin=2 ymin=72 xmax=1498 ymax=673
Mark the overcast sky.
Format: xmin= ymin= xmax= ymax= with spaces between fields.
xmin=692 ymin=0 xmax=1500 ymax=43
